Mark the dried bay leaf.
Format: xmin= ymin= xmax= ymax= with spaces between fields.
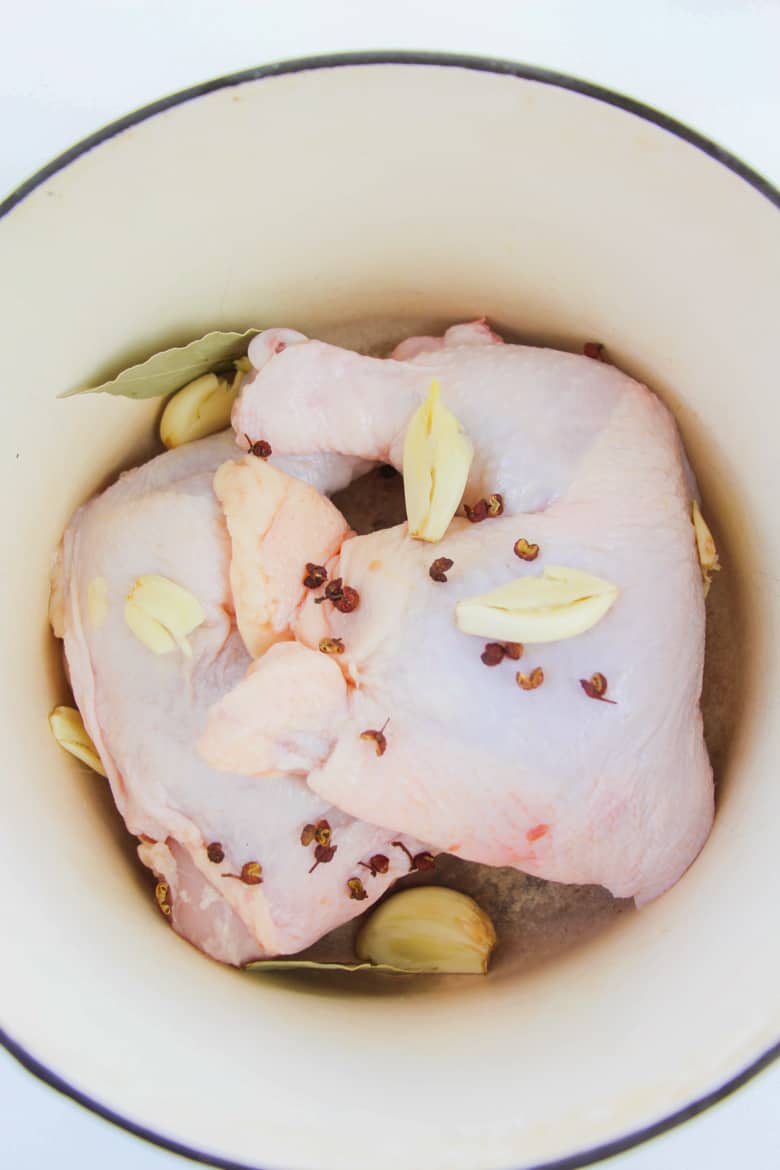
xmin=244 ymin=959 xmax=412 ymax=975
xmin=61 ymin=328 xmax=259 ymax=399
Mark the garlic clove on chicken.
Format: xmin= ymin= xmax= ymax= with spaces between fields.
xmin=403 ymin=379 xmax=474 ymax=542
xmin=455 ymin=565 xmax=618 ymax=644
xmin=124 ymin=575 xmax=205 ymax=656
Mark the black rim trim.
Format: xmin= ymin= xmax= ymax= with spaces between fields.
xmin=2 ymin=51 xmax=780 ymax=219
xmin=2 ymin=48 xmax=779 ymax=1170
xmin=2 ymin=1022 xmax=779 ymax=1170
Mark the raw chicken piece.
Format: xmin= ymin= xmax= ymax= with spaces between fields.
xmin=214 ymin=454 xmax=353 ymax=657
xmin=201 ymin=642 xmax=348 ymax=776
xmin=389 ymin=317 xmax=502 ymax=360
xmin=210 ymin=325 xmax=714 ymax=905
xmin=53 ymin=431 xmax=424 ymax=964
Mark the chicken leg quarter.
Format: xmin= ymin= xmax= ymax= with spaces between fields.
xmin=202 ymin=322 xmax=714 ymax=905
xmin=52 ymin=432 xmax=425 ymax=963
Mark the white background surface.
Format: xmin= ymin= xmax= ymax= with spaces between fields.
xmin=1 ymin=2 xmax=778 ymax=1167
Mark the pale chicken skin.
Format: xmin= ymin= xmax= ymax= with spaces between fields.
xmin=203 ymin=322 xmax=714 ymax=905
xmin=52 ymin=431 xmax=424 ymax=964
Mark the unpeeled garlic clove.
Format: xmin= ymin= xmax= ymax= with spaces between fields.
xmin=355 ymin=886 xmax=497 ymax=974
xmin=403 ymin=379 xmax=474 ymax=542
xmin=691 ymin=500 xmax=720 ymax=596
xmin=124 ymin=574 xmax=205 ymax=656
xmin=49 ymin=706 xmax=107 ymax=776
xmin=455 ymin=565 xmax=618 ymax=644
xmin=159 ymin=365 xmax=246 ymax=449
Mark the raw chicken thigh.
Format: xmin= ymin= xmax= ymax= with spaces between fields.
xmin=52 ymin=431 xmax=424 ymax=964
xmin=203 ymin=322 xmax=713 ymax=905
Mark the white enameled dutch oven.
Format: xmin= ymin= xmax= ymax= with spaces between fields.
xmin=1 ymin=53 xmax=778 ymax=1170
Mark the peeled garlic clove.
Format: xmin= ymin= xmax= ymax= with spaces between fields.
xmin=356 ymin=886 xmax=496 ymax=974
xmin=49 ymin=706 xmax=107 ymax=776
xmin=160 ymin=367 xmax=245 ymax=449
xmin=455 ymin=564 xmax=618 ymax=644
xmin=692 ymin=500 xmax=720 ymax=596
xmin=124 ymin=574 xmax=205 ymax=656
xmin=125 ymin=602 xmax=179 ymax=654
xmin=403 ymin=379 xmax=474 ymax=542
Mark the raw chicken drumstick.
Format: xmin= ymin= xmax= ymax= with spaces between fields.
xmin=51 ymin=432 xmax=426 ymax=964
xmin=201 ymin=323 xmax=714 ymax=905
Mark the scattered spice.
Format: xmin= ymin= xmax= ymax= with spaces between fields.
xmin=465 ymin=495 xmax=503 ymax=522
xmin=301 ymin=819 xmax=330 ymax=847
xmin=347 ymin=877 xmax=369 ymax=901
xmin=309 ymin=843 xmax=338 ymax=873
xmin=392 ymin=841 xmax=436 ymax=873
xmin=314 ymin=577 xmax=360 ymax=613
xmin=580 ymin=672 xmax=617 ymax=704
xmin=333 ymin=586 xmax=360 ymax=614
xmin=359 ymin=853 xmax=390 ymax=877
xmin=223 ymin=860 xmax=264 ymax=885
xmin=513 ymin=537 xmax=540 ymax=561
xmin=206 ymin=841 xmax=225 ymax=864
xmin=585 ymin=672 xmax=608 ymax=696
xmin=526 ymin=824 xmax=549 ymax=843
xmin=319 ymin=637 xmax=345 ymax=655
xmin=412 ymin=850 xmax=435 ymax=871
xmin=360 ymin=719 xmax=389 ymax=757
xmin=464 ymin=499 xmax=488 ymax=523
xmin=584 ymin=341 xmax=606 ymax=361
xmin=516 ymin=667 xmax=544 ymax=691
xmin=481 ymin=641 xmax=523 ymax=666
xmin=240 ymin=861 xmax=263 ymax=885
xmin=481 ymin=642 xmax=506 ymax=667
xmin=429 ymin=556 xmax=454 ymax=583
xmin=314 ymin=821 xmax=332 ymax=847
xmin=155 ymin=881 xmax=172 ymax=917
xmin=303 ymin=562 xmax=327 ymax=589
xmin=244 ymin=434 xmax=273 ymax=458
